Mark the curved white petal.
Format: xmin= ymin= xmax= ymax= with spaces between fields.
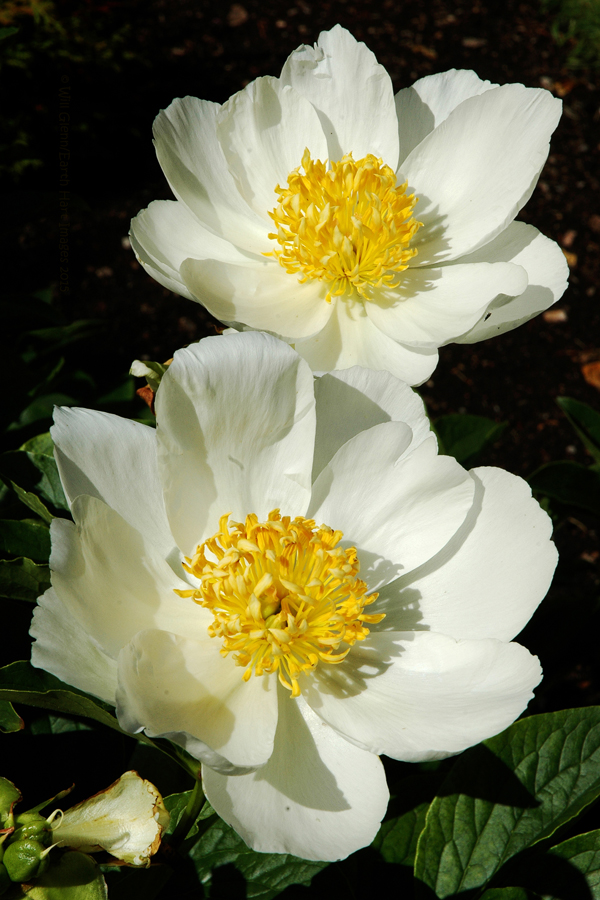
xmin=52 ymin=407 xmax=173 ymax=558
xmin=180 ymin=257 xmax=334 ymax=340
xmin=116 ymin=630 xmax=278 ymax=770
xmin=401 ymin=83 xmax=562 ymax=263
xmin=202 ymin=690 xmax=388 ymax=860
xmin=130 ymin=200 xmax=261 ymax=306
xmin=308 ymin=428 xmax=474 ymax=583
xmin=153 ymin=97 xmax=268 ymax=253
xmin=293 ymin=300 xmax=439 ymax=386
xmin=367 ymin=261 xmax=528 ymax=347
xmin=454 ymin=223 xmax=569 ymax=343
xmin=31 ymin=587 xmax=118 ymax=704
xmin=396 ymin=69 xmax=496 ymax=166
xmin=379 ymin=467 xmax=557 ymax=641
xmin=280 ymin=24 xmax=399 ymax=168
xmin=155 ymin=333 xmax=315 ymax=556
xmin=217 ymin=76 xmax=328 ymax=220
xmin=305 ymin=630 xmax=542 ymax=761
xmin=312 ymin=367 xmax=432 ymax=481
xmin=49 ymin=498 xmax=207 ymax=659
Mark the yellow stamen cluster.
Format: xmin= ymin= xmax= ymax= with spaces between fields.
xmin=175 ymin=510 xmax=384 ymax=697
xmin=265 ymin=148 xmax=422 ymax=301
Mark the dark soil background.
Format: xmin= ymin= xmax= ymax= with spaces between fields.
xmin=2 ymin=0 xmax=600 ymax=867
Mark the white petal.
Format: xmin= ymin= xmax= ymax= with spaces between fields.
xmin=130 ymin=199 xmax=262 ymax=304
xmin=31 ymin=587 xmax=118 ymax=704
xmin=180 ymin=256 xmax=334 ymax=340
xmin=366 ymin=261 xmax=528 ymax=347
xmin=454 ymin=223 xmax=569 ymax=342
xmin=401 ymin=84 xmax=562 ymax=263
xmin=216 ymin=76 xmax=328 ymax=220
xmin=294 ymin=299 xmax=439 ymax=386
xmin=280 ymin=24 xmax=399 ymax=167
xmin=153 ymin=97 xmax=269 ymax=253
xmin=202 ymin=690 xmax=388 ymax=860
xmin=308 ymin=428 xmax=474 ymax=583
xmin=155 ymin=333 xmax=315 ymax=555
xmin=52 ymin=407 xmax=173 ymax=558
xmin=396 ymin=69 xmax=496 ymax=165
xmin=305 ymin=630 xmax=542 ymax=761
xmin=116 ymin=630 xmax=278 ymax=770
xmin=49 ymin=498 xmax=207 ymax=659
xmin=379 ymin=467 xmax=557 ymax=641
xmin=312 ymin=367 xmax=432 ymax=481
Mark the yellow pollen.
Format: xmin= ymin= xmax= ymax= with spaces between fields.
xmin=265 ymin=148 xmax=422 ymax=302
xmin=174 ymin=509 xmax=384 ymax=697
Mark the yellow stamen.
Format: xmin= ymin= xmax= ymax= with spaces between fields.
xmin=265 ymin=148 xmax=422 ymax=302
xmin=175 ymin=509 xmax=384 ymax=697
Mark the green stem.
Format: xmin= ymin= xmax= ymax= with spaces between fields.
xmin=170 ymin=777 xmax=206 ymax=848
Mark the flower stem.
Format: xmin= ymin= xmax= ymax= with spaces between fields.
xmin=170 ymin=776 xmax=206 ymax=847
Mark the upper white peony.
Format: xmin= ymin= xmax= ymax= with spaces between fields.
xmin=130 ymin=25 xmax=568 ymax=386
xmin=31 ymin=332 xmax=557 ymax=861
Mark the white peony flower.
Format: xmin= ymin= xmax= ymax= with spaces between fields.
xmin=51 ymin=771 xmax=169 ymax=867
xmin=31 ymin=332 xmax=556 ymax=861
xmin=130 ymin=26 xmax=567 ymax=386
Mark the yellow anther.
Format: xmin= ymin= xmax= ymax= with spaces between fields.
xmin=179 ymin=509 xmax=384 ymax=696
xmin=265 ymin=150 xmax=422 ymax=301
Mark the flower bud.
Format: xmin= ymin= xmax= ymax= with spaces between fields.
xmin=11 ymin=812 xmax=51 ymax=847
xmin=3 ymin=839 xmax=50 ymax=883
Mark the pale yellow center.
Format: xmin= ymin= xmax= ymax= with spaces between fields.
xmin=175 ymin=509 xmax=384 ymax=698
xmin=265 ymin=148 xmax=422 ymax=302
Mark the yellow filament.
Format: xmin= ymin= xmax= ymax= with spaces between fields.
xmin=175 ymin=509 xmax=384 ymax=697
xmin=265 ymin=148 xmax=422 ymax=301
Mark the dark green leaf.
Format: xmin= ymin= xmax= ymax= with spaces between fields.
xmin=27 ymin=319 xmax=104 ymax=352
xmin=29 ymin=713 xmax=93 ymax=735
xmin=26 ymin=851 xmax=108 ymax=900
xmin=433 ymin=414 xmax=507 ymax=467
xmin=0 ymin=661 xmax=123 ymax=733
xmin=480 ymin=890 xmax=538 ymax=900
xmin=188 ymin=815 xmax=329 ymax=899
xmin=0 ymin=699 xmax=23 ymax=732
xmin=373 ymin=768 xmax=445 ymax=867
xmin=7 ymin=393 xmax=77 ymax=431
xmin=0 ymin=519 xmax=50 ymax=560
xmin=4 ymin=480 xmax=54 ymax=524
xmin=414 ymin=707 xmax=600 ymax=898
xmin=557 ymin=396 xmax=600 ymax=465
xmin=529 ymin=461 xmax=600 ymax=515
xmin=546 ymin=829 xmax=600 ymax=897
xmin=101 ymin=865 xmax=171 ymax=900
xmin=0 ymin=434 xmax=68 ymax=511
xmin=0 ymin=557 xmax=50 ymax=600
xmin=0 ymin=26 xmax=19 ymax=40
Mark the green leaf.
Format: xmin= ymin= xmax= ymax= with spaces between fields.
xmin=101 ymin=865 xmax=172 ymax=900
xmin=480 ymin=890 xmax=537 ymax=900
xmin=25 ymin=851 xmax=108 ymax=900
xmin=557 ymin=396 xmax=600 ymax=465
xmin=0 ymin=519 xmax=50 ymax=560
xmin=4 ymin=480 xmax=54 ymax=525
xmin=0 ymin=661 xmax=123 ymax=734
xmin=29 ymin=713 xmax=93 ymax=734
xmin=543 ymin=829 xmax=600 ymax=898
xmin=433 ymin=414 xmax=507 ymax=467
xmin=529 ymin=461 xmax=600 ymax=516
xmin=7 ymin=393 xmax=77 ymax=431
xmin=0 ymin=699 xmax=23 ymax=732
xmin=0 ymin=434 xmax=68 ymax=511
xmin=0 ymin=26 xmax=19 ymax=41
xmin=0 ymin=557 xmax=50 ymax=600
xmin=187 ymin=815 xmax=329 ymax=899
xmin=414 ymin=707 xmax=600 ymax=898
xmin=373 ymin=768 xmax=446 ymax=867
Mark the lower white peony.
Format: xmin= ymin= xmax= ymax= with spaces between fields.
xmin=31 ymin=332 xmax=557 ymax=861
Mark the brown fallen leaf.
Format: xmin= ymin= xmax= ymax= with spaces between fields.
xmin=582 ymin=361 xmax=600 ymax=391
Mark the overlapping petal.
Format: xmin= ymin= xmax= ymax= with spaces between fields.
xmin=155 ymin=332 xmax=315 ymax=554
xmin=202 ymin=691 xmax=389 ymax=860
xmin=304 ymin=631 xmax=542 ymax=761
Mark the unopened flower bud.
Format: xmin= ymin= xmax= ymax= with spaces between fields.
xmin=3 ymin=838 xmax=51 ymax=883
